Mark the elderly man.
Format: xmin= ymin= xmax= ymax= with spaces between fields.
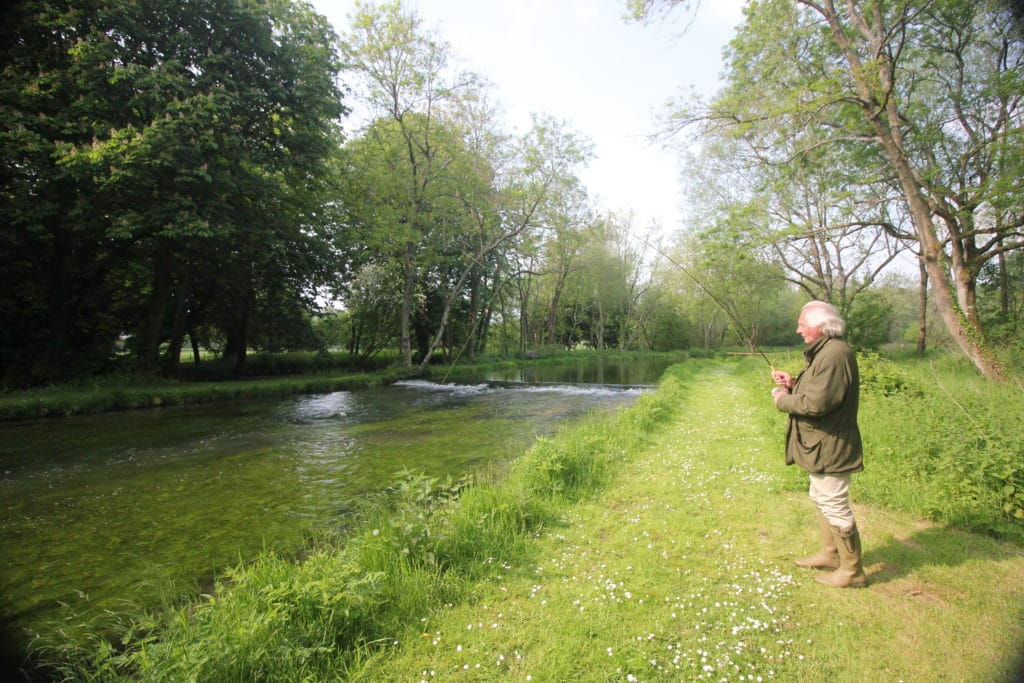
xmin=771 ymin=301 xmax=867 ymax=588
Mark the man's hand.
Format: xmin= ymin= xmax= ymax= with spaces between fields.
xmin=771 ymin=370 xmax=793 ymax=389
xmin=771 ymin=387 xmax=788 ymax=406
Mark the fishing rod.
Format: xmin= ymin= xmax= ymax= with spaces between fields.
xmin=635 ymin=234 xmax=775 ymax=370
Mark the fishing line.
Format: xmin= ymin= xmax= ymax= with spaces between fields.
xmin=634 ymin=234 xmax=775 ymax=370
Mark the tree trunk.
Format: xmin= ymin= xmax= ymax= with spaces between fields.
xmin=161 ymin=268 xmax=194 ymax=376
xmin=465 ymin=268 xmax=481 ymax=356
xmin=400 ymin=244 xmax=415 ymax=368
xmin=518 ymin=282 xmax=530 ymax=353
xmin=34 ymin=233 xmax=74 ymax=382
xmin=224 ymin=292 xmax=251 ymax=373
xmin=997 ymin=246 xmax=1009 ymax=321
xmin=917 ymin=258 xmax=928 ymax=356
xmin=479 ymin=297 xmax=493 ymax=353
xmin=914 ymin=201 xmax=1003 ymax=380
xmin=546 ymin=270 xmax=568 ymax=345
xmin=190 ymin=330 xmax=201 ymax=365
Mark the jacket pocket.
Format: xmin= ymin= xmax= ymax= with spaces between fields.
xmin=795 ymin=418 xmax=824 ymax=448
xmin=794 ymin=419 xmax=826 ymax=472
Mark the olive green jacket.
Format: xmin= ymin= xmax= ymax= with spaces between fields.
xmin=775 ymin=336 xmax=863 ymax=475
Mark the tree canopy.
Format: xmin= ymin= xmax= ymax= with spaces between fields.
xmin=635 ymin=0 xmax=1024 ymax=380
xmin=1 ymin=0 xmax=347 ymax=383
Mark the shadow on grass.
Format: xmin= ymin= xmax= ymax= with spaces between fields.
xmin=863 ymin=525 xmax=1023 ymax=586
xmin=1009 ymin=651 xmax=1024 ymax=683
xmin=864 ymin=525 xmax=1024 ymax=683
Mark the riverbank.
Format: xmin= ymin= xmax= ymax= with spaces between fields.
xmin=0 ymin=350 xmax=690 ymax=421
xmin=0 ymin=369 xmax=417 ymax=421
xmin=31 ymin=358 xmax=1024 ymax=681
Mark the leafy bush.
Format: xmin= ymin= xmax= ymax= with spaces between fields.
xmin=857 ymin=351 xmax=921 ymax=398
xmin=859 ymin=358 xmax=1024 ymax=541
xmin=847 ymin=291 xmax=894 ymax=350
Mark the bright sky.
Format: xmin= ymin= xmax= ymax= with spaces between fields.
xmin=310 ymin=0 xmax=746 ymax=236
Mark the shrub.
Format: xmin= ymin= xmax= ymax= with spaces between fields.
xmin=858 ymin=351 xmax=921 ymax=397
xmin=859 ymin=358 xmax=1024 ymax=541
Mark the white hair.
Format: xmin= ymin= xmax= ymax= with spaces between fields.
xmin=801 ymin=300 xmax=845 ymax=338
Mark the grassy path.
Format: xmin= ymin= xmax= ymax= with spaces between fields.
xmin=357 ymin=361 xmax=1024 ymax=682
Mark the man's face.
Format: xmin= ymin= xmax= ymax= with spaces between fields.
xmin=797 ymin=312 xmax=824 ymax=344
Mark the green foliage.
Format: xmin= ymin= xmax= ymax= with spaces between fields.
xmin=859 ymin=358 xmax=1024 ymax=540
xmin=0 ymin=0 xmax=347 ymax=385
xmin=312 ymin=309 xmax=352 ymax=353
xmin=977 ymin=249 xmax=1024 ymax=347
xmin=847 ymin=290 xmax=895 ymax=350
xmin=857 ymin=351 xmax=921 ymax=398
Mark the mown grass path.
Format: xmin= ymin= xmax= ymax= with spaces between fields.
xmin=359 ymin=361 xmax=1024 ymax=682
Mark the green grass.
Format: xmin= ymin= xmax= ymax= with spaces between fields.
xmin=30 ymin=357 xmax=1024 ymax=681
xmin=351 ymin=360 xmax=1024 ymax=682
xmin=855 ymin=353 xmax=1024 ymax=539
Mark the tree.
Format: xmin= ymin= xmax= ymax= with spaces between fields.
xmin=343 ymin=262 xmax=403 ymax=360
xmin=341 ymin=0 xmax=481 ymax=368
xmin=681 ymin=224 xmax=789 ymax=351
xmin=0 ymin=0 xmax=347 ymax=383
xmin=760 ymin=151 xmax=907 ymax=313
xmin=533 ymin=182 xmax=591 ymax=347
xmin=845 ymin=289 xmax=895 ymax=350
xmin=670 ymin=136 xmax=791 ymax=352
xmin=563 ymin=211 xmax=655 ymax=351
xmin=634 ymin=0 xmax=1024 ymax=381
xmin=417 ymin=114 xmax=592 ymax=367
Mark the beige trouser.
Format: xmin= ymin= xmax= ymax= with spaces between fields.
xmin=808 ymin=473 xmax=855 ymax=531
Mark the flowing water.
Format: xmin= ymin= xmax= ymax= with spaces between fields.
xmin=0 ymin=358 xmax=672 ymax=649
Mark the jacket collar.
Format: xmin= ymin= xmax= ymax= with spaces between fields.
xmin=803 ymin=336 xmax=831 ymax=363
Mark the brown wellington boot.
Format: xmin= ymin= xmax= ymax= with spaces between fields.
xmin=815 ymin=525 xmax=868 ymax=588
xmin=795 ymin=510 xmax=840 ymax=570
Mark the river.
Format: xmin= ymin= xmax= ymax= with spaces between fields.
xmin=0 ymin=357 xmax=671 ymax=650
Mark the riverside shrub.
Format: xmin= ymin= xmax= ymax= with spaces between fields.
xmin=858 ymin=356 xmax=1024 ymax=540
